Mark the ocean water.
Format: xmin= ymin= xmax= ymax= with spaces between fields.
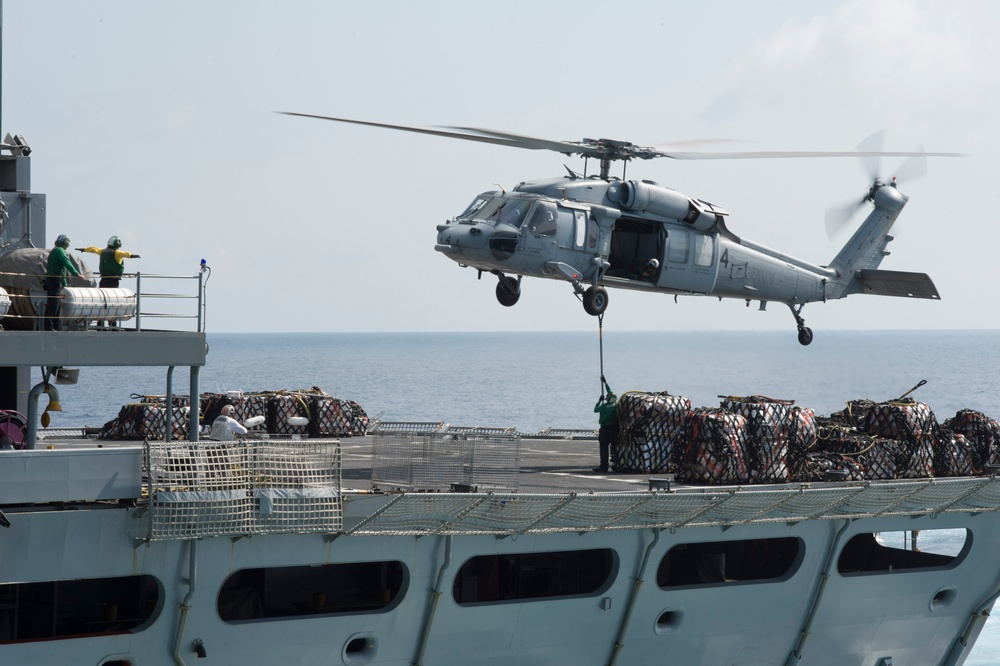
xmin=44 ymin=329 xmax=1000 ymax=662
xmin=53 ymin=329 xmax=1000 ymax=434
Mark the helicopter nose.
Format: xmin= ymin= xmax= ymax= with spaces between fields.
xmin=435 ymin=221 xmax=493 ymax=262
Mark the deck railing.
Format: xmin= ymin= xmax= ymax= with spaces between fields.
xmin=132 ymin=268 xmax=209 ymax=332
xmin=0 ymin=265 xmax=209 ymax=332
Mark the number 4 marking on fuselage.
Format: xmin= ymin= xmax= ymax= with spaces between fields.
xmin=720 ymin=249 xmax=729 ymax=268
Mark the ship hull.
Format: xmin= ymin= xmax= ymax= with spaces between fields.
xmin=1 ymin=479 xmax=997 ymax=666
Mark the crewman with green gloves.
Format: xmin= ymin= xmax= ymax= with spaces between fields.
xmin=593 ymin=377 xmax=619 ymax=473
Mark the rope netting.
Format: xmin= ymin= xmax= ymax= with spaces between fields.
xmin=609 ymin=391 xmax=1000 ymax=485
xmin=144 ymin=439 xmax=342 ymax=540
xmin=346 ymin=476 xmax=1000 ymax=536
xmin=101 ymin=389 xmax=368 ymax=440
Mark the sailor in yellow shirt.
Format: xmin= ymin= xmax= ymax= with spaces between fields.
xmin=77 ymin=235 xmax=140 ymax=288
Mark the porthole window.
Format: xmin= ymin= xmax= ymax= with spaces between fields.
xmin=453 ymin=548 xmax=616 ymax=604
xmin=837 ymin=529 xmax=970 ymax=575
xmin=657 ymin=537 xmax=802 ymax=588
xmin=218 ymin=561 xmax=406 ymax=622
xmin=0 ymin=575 xmax=160 ymax=643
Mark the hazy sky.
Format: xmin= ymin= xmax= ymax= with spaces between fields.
xmin=3 ymin=1 xmax=997 ymax=334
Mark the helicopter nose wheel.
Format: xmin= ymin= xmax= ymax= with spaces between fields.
xmin=583 ymin=285 xmax=609 ymax=316
xmin=496 ymin=275 xmax=521 ymax=307
xmin=788 ymin=303 xmax=813 ymax=346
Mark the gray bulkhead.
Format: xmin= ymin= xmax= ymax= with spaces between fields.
xmin=0 ymin=493 xmax=996 ymax=666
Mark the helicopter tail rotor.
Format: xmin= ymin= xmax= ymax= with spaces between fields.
xmin=824 ymin=131 xmax=930 ymax=239
xmin=825 ymin=195 xmax=870 ymax=239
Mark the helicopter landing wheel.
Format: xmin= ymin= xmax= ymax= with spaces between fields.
xmin=496 ymin=276 xmax=521 ymax=307
xmin=583 ymin=286 xmax=609 ymax=316
xmin=797 ymin=327 xmax=814 ymax=346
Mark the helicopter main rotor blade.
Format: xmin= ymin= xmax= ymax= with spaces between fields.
xmin=281 ymin=112 xmax=965 ymax=163
xmin=659 ymin=149 xmax=963 ymax=160
xmin=444 ymin=126 xmax=598 ymax=156
xmin=279 ymin=112 xmax=547 ymax=150
xmin=893 ymin=151 xmax=928 ymax=183
xmin=451 ymin=129 xmax=964 ymax=161
xmin=279 ymin=112 xmax=588 ymax=154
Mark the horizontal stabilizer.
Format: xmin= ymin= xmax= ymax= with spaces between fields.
xmin=858 ymin=269 xmax=940 ymax=299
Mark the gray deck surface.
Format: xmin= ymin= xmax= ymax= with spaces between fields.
xmin=34 ymin=431 xmax=681 ymax=494
xmin=339 ymin=435 xmax=664 ymax=494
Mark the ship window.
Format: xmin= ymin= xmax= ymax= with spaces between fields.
xmin=837 ymin=529 xmax=970 ymax=575
xmin=218 ymin=560 xmax=406 ymax=623
xmin=657 ymin=537 xmax=802 ymax=588
xmin=0 ymin=575 xmax=160 ymax=644
xmin=453 ymin=548 xmax=616 ymax=605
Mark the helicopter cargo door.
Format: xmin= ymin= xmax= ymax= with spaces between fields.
xmin=659 ymin=229 xmax=718 ymax=293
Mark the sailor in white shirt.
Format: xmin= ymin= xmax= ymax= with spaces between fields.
xmin=209 ymin=405 xmax=248 ymax=441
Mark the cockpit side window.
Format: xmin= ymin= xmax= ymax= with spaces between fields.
xmin=574 ymin=211 xmax=587 ymax=248
xmin=526 ymin=202 xmax=558 ymax=237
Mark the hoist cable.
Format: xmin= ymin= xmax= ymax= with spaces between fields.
xmin=598 ymin=313 xmax=606 ymax=397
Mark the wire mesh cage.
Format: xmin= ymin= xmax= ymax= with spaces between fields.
xmin=145 ymin=439 xmax=342 ymax=540
xmin=371 ymin=433 xmax=520 ymax=491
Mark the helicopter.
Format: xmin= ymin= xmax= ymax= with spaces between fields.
xmin=283 ymin=113 xmax=959 ymax=345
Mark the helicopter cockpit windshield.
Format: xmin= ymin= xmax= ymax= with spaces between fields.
xmin=489 ymin=198 xmax=534 ymax=228
xmin=456 ymin=194 xmax=536 ymax=229
xmin=456 ymin=195 xmax=494 ymax=222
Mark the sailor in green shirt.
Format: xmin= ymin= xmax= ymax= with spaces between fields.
xmin=43 ymin=234 xmax=80 ymax=331
xmin=593 ymin=377 xmax=619 ymax=473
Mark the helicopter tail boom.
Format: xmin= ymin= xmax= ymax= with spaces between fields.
xmin=825 ymin=180 xmax=915 ymax=299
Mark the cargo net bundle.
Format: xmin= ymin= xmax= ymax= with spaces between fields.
xmin=144 ymin=439 xmax=342 ymax=540
xmin=675 ymin=409 xmax=750 ymax=484
xmin=371 ymin=433 xmax=520 ymax=491
xmin=609 ymin=390 xmax=1000 ymax=484
xmin=201 ymin=389 xmax=368 ymax=438
xmin=614 ymin=392 xmax=815 ymax=483
xmin=99 ymin=397 xmax=192 ymax=441
xmin=613 ymin=392 xmax=691 ymax=474
xmin=100 ymin=388 xmax=368 ymax=441
xmin=805 ymin=398 xmax=938 ymax=482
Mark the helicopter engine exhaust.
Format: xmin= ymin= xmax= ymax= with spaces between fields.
xmin=616 ymin=180 xmax=719 ymax=231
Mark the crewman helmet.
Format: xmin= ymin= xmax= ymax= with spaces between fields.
xmin=55 ymin=234 xmax=70 ymax=248
xmin=107 ymin=235 xmax=122 ymax=248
